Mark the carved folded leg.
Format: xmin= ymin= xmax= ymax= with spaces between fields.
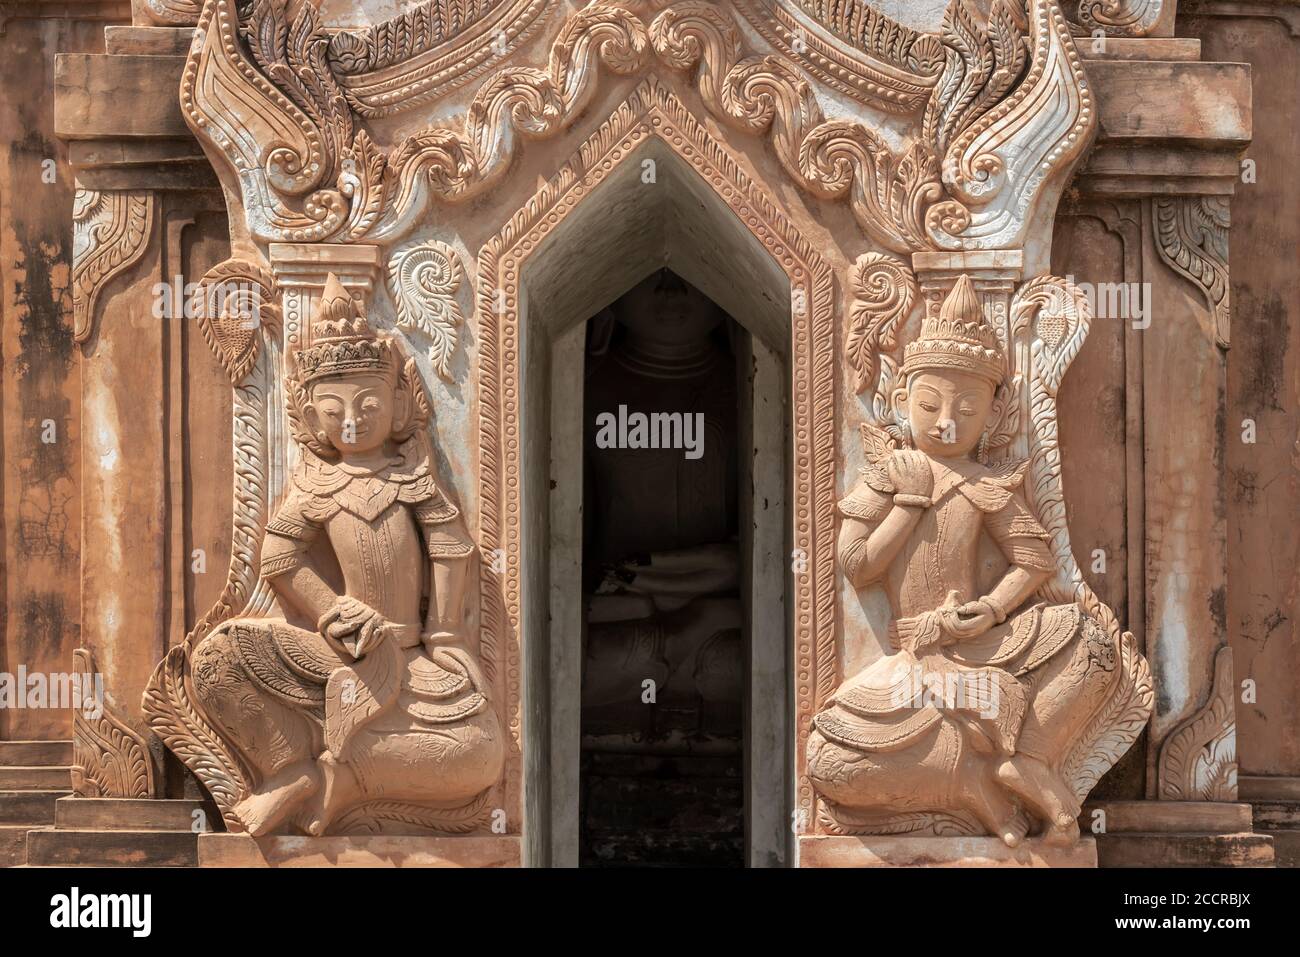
xmin=233 ymin=762 xmax=321 ymax=836
xmin=996 ymin=615 xmax=1119 ymax=843
xmin=189 ymin=621 xmax=328 ymax=834
xmin=808 ymin=720 xmax=1028 ymax=842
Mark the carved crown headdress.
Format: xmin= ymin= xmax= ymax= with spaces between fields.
xmin=901 ymin=275 xmax=1005 ymax=385
xmin=293 ymin=273 xmax=396 ymax=384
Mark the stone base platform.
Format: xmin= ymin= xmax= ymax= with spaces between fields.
xmin=1085 ymin=801 xmax=1275 ymax=868
xmin=797 ymin=835 xmax=1097 ymax=868
xmin=199 ymin=833 xmax=521 ymax=868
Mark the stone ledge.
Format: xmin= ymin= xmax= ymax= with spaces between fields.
xmin=55 ymin=53 xmax=190 ymax=140
xmin=1094 ymin=832 xmax=1274 ymax=868
xmin=1088 ymin=60 xmax=1252 ymax=147
xmin=1083 ymin=800 xmax=1254 ymax=833
xmin=797 ymin=835 xmax=1098 ymax=868
xmin=199 ymin=833 xmax=523 ymax=868
xmin=1240 ymin=775 xmax=1300 ymax=801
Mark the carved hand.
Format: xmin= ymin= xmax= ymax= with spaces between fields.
xmin=940 ymin=599 xmax=998 ymax=642
xmin=887 ymin=450 xmax=934 ymax=498
xmin=319 ymin=596 xmax=388 ymax=660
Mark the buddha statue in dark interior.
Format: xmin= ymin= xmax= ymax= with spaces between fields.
xmin=582 ymin=269 xmax=744 ymax=741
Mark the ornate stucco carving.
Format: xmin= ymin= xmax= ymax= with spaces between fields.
xmin=182 ymin=0 xmax=1094 ymax=260
xmin=153 ymin=0 xmax=1148 ymax=857
xmin=1071 ymin=0 xmax=1164 ymax=37
xmin=327 ymin=0 xmax=554 ymax=117
xmin=142 ymin=0 xmax=202 ymax=25
xmin=386 ymin=239 xmax=465 ymax=380
xmin=145 ymin=278 xmax=503 ymax=836
xmin=71 ymin=186 xmax=154 ymax=343
xmin=72 ymin=648 xmax=157 ymax=799
xmin=1153 ymin=194 xmax=1231 ymax=348
xmin=808 ymin=275 xmax=1151 ymax=843
xmin=734 ymin=0 xmax=945 ymax=113
xmin=845 ymin=252 xmax=918 ymax=401
xmin=1158 ymin=645 xmax=1238 ymax=801
xmin=195 ymin=257 xmax=282 ymax=386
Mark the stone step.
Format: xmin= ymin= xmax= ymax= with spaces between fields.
xmin=0 ymin=790 xmax=69 ymax=825
xmin=1083 ymin=800 xmax=1253 ymax=834
xmin=1095 ymin=831 xmax=1274 ymax=868
xmin=1248 ymin=799 xmax=1300 ymax=830
xmin=0 ymin=825 xmax=28 ymax=867
xmin=0 ymin=766 xmax=72 ymax=790
xmin=0 ymin=741 xmax=72 ymax=767
xmin=25 ymin=828 xmax=199 ymax=867
xmin=1266 ymin=830 xmax=1300 ymax=868
xmin=55 ymin=796 xmax=216 ymax=832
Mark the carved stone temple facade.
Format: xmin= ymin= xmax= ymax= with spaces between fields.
xmin=0 ymin=0 xmax=1295 ymax=868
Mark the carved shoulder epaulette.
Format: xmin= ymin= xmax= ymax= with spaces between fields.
xmin=397 ymin=472 xmax=440 ymax=505
xmin=412 ymin=487 xmax=461 ymax=524
xmin=956 ymin=459 xmax=1030 ymax=514
xmin=267 ymin=483 xmax=336 ymax=539
xmin=838 ymin=471 xmax=893 ymax=522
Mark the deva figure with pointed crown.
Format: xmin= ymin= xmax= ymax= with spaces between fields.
xmin=150 ymin=275 xmax=503 ymax=837
xmin=807 ymin=275 xmax=1150 ymax=846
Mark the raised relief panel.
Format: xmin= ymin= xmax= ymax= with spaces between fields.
xmin=134 ymin=0 xmax=1167 ymax=866
xmin=145 ymin=278 xmax=503 ymax=837
xmin=808 ymin=275 xmax=1151 ymax=847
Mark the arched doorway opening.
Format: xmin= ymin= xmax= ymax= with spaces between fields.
xmin=476 ymin=81 xmax=837 ymax=866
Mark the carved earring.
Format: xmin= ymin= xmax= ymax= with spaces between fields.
xmin=977 ymin=430 xmax=990 ymax=463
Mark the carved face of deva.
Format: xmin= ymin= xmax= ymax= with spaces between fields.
xmin=896 ymin=369 xmax=997 ymax=460
xmin=307 ymin=374 xmax=399 ymax=456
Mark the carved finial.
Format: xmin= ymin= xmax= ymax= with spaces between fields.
xmin=295 ymin=274 xmax=394 ymax=383
xmin=939 ymin=274 xmax=982 ymax=324
xmin=902 ymin=275 xmax=1004 ymax=384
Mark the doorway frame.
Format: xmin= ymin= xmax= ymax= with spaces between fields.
xmin=475 ymin=78 xmax=838 ymax=865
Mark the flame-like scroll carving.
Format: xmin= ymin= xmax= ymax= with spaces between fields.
xmin=845 ymin=253 xmax=918 ymax=405
xmin=387 ymin=240 xmax=466 ymax=381
xmin=1158 ymin=646 xmax=1237 ymax=801
xmin=1074 ymin=0 xmax=1165 ymax=38
xmin=1153 ymin=195 xmax=1231 ymax=349
xmin=142 ymin=0 xmax=201 ymax=25
xmin=72 ymin=648 xmax=156 ymax=799
xmin=195 ymin=258 xmax=281 ymax=386
xmin=72 ymin=187 xmax=154 ymax=343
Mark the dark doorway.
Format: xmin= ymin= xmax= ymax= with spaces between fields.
xmin=578 ymin=270 xmax=746 ymax=866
